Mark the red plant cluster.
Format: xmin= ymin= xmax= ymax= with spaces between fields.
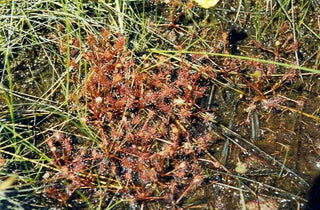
xmin=45 ymin=132 xmax=100 ymax=205
xmin=46 ymin=29 xmax=213 ymax=207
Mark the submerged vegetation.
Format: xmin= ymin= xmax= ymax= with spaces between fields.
xmin=0 ymin=0 xmax=320 ymax=209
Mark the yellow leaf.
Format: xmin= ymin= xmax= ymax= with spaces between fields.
xmin=235 ymin=162 xmax=248 ymax=174
xmin=193 ymin=0 xmax=220 ymax=9
xmin=253 ymin=70 xmax=262 ymax=79
xmin=0 ymin=175 xmax=17 ymax=191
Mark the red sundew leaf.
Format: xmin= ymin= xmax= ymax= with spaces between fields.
xmin=131 ymin=113 xmax=142 ymax=125
xmin=140 ymin=167 xmax=157 ymax=183
xmin=59 ymin=44 xmax=67 ymax=54
xmin=115 ymin=36 xmax=126 ymax=54
xmin=71 ymin=72 xmax=79 ymax=85
xmin=157 ymin=122 xmax=168 ymax=136
xmin=193 ymin=87 xmax=207 ymax=99
xmin=98 ymin=159 xmax=108 ymax=174
xmin=82 ymin=52 xmax=89 ymax=61
xmin=169 ymin=124 xmax=180 ymax=142
xmin=111 ymin=127 xmax=124 ymax=140
xmin=111 ymin=164 xmax=118 ymax=176
xmin=280 ymin=21 xmax=290 ymax=33
xmin=63 ymin=136 xmax=73 ymax=155
xmin=98 ymin=38 xmax=105 ymax=46
xmin=72 ymin=37 xmax=80 ymax=48
xmin=137 ymin=159 xmax=146 ymax=171
xmin=123 ymin=60 xmax=135 ymax=74
xmin=58 ymin=24 xmax=64 ymax=32
xmin=174 ymin=170 xmax=186 ymax=178
xmin=158 ymin=144 xmax=175 ymax=157
xmin=0 ymin=157 xmax=5 ymax=167
xmin=54 ymin=132 xmax=64 ymax=141
xmin=124 ymin=133 xmax=135 ymax=142
xmin=246 ymin=197 xmax=278 ymax=210
xmin=176 ymin=161 xmax=188 ymax=171
xmin=48 ymin=33 xmax=57 ymax=41
xmin=148 ymin=127 xmax=158 ymax=138
xmin=192 ymin=53 xmax=204 ymax=61
xmin=102 ymin=28 xmax=110 ymax=39
xmin=137 ymin=130 xmax=147 ymax=139
xmin=70 ymin=49 xmax=78 ymax=57
xmin=175 ymin=174 xmax=205 ymax=204
xmin=70 ymin=92 xmax=78 ymax=103
xmin=118 ymin=56 xmax=128 ymax=66
xmin=125 ymin=96 xmax=136 ymax=109
xmin=91 ymin=149 xmax=103 ymax=160
xmin=175 ymin=78 xmax=189 ymax=89
xmin=112 ymin=73 xmax=123 ymax=84
xmin=159 ymin=85 xmax=178 ymax=98
xmin=114 ymin=98 xmax=127 ymax=109
xmin=87 ymin=35 xmax=95 ymax=46
xmin=159 ymin=103 xmax=172 ymax=113
xmin=102 ymin=50 xmax=114 ymax=61
xmin=179 ymin=107 xmax=191 ymax=119
xmin=200 ymin=65 xmax=216 ymax=77
xmin=150 ymin=74 xmax=164 ymax=88
xmin=105 ymin=111 xmax=113 ymax=121
xmin=83 ymin=52 xmax=95 ymax=63
xmin=70 ymin=59 xmax=78 ymax=68
xmin=47 ymin=138 xmax=55 ymax=150
xmin=124 ymin=171 xmax=133 ymax=182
